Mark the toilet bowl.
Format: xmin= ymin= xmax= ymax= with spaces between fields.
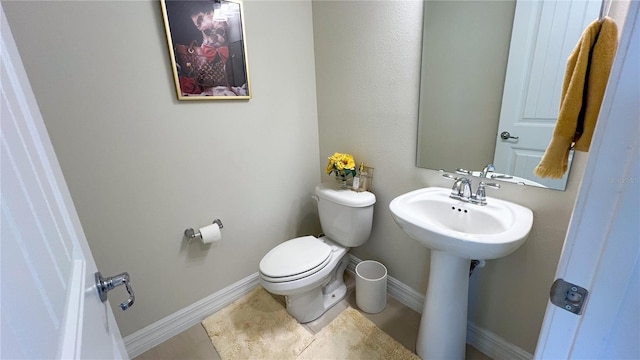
xmin=259 ymin=236 xmax=349 ymax=323
xmin=259 ymin=182 xmax=376 ymax=323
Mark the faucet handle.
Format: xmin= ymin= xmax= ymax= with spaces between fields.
xmin=474 ymin=181 xmax=500 ymax=205
xmin=482 ymin=182 xmax=501 ymax=189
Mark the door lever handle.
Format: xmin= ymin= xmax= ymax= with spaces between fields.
xmin=500 ymin=131 xmax=519 ymax=140
xmin=95 ymin=272 xmax=135 ymax=310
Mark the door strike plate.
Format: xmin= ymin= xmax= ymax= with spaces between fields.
xmin=550 ymin=278 xmax=588 ymax=315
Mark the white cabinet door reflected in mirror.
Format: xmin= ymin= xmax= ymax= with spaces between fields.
xmin=494 ymin=0 xmax=599 ymax=190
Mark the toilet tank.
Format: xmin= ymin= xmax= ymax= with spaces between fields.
xmin=315 ymin=182 xmax=376 ymax=247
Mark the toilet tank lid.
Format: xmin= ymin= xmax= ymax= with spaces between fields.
xmin=315 ymin=182 xmax=376 ymax=207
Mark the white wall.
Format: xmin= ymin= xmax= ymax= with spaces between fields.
xmin=3 ymin=0 xmax=321 ymax=336
xmin=312 ymin=0 xmax=586 ymax=353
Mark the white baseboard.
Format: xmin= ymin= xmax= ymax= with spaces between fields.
xmin=347 ymin=254 xmax=533 ymax=360
xmin=125 ymin=256 xmax=532 ymax=360
xmin=467 ymin=321 xmax=533 ymax=360
xmin=123 ymin=273 xmax=260 ymax=358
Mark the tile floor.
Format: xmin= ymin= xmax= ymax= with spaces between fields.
xmin=134 ymin=274 xmax=491 ymax=360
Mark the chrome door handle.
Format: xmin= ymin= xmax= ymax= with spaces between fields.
xmin=500 ymin=131 xmax=519 ymax=140
xmin=95 ymin=272 xmax=135 ymax=311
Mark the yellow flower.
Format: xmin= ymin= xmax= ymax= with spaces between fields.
xmin=326 ymin=161 xmax=335 ymax=174
xmin=326 ymin=152 xmax=356 ymax=176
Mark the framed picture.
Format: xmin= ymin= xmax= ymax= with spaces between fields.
xmin=160 ymin=0 xmax=251 ymax=100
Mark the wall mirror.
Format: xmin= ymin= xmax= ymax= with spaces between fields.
xmin=416 ymin=0 xmax=601 ymax=191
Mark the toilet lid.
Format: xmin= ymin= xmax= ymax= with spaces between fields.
xmin=260 ymin=236 xmax=332 ymax=279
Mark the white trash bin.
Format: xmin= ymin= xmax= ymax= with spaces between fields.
xmin=355 ymin=260 xmax=387 ymax=313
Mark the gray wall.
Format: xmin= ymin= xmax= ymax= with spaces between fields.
xmin=313 ymin=0 xmax=586 ymax=353
xmin=3 ymin=0 xmax=322 ymax=337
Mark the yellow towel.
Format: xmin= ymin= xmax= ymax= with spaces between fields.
xmin=534 ymin=17 xmax=618 ymax=179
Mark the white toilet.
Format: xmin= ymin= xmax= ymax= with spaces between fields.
xmin=259 ymin=182 xmax=376 ymax=323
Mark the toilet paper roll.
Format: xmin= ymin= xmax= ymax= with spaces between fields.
xmin=199 ymin=223 xmax=222 ymax=244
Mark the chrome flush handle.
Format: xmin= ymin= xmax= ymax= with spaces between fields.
xmin=95 ymin=272 xmax=135 ymax=311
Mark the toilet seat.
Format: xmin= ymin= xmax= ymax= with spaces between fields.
xmin=259 ymin=236 xmax=332 ymax=283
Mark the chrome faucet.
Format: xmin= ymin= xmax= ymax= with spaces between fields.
xmin=450 ymin=177 xmax=473 ymax=201
xmin=480 ymin=163 xmax=495 ymax=178
xmin=447 ymin=175 xmax=501 ymax=205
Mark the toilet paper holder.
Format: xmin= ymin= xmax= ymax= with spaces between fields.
xmin=184 ymin=219 xmax=224 ymax=239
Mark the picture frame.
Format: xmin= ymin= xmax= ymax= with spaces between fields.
xmin=160 ymin=0 xmax=251 ymax=100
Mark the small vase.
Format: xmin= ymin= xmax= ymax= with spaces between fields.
xmin=336 ymin=176 xmax=348 ymax=190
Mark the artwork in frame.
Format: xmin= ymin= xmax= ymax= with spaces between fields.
xmin=160 ymin=0 xmax=251 ymax=100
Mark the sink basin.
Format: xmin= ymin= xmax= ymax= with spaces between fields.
xmin=389 ymin=186 xmax=534 ymax=359
xmin=389 ymin=186 xmax=533 ymax=259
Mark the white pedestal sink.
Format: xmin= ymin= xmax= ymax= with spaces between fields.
xmin=389 ymin=187 xmax=533 ymax=359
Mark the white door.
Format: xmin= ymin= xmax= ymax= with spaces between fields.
xmin=1 ymin=5 xmax=129 ymax=359
xmin=494 ymin=0 xmax=600 ymax=190
xmin=535 ymin=1 xmax=639 ymax=358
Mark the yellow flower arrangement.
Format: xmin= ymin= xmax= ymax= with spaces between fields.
xmin=326 ymin=152 xmax=357 ymax=180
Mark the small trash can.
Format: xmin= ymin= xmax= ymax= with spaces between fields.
xmin=355 ymin=260 xmax=387 ymax=313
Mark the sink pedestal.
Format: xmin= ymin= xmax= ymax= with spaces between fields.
xmin=417 ymin=250 xmax=470 ymax=360
xmin=390 ymin=187 xmax=534 ymax=359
